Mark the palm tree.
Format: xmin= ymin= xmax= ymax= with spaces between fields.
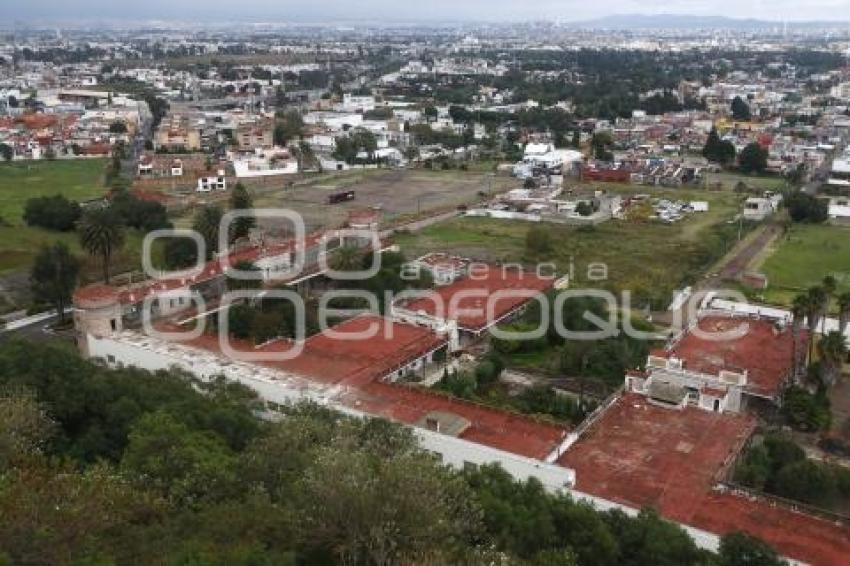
xmin=806 ymin=286 xmax=828 ymax=363
xmin=817 ymin=331 xmax=847 ymax=387
xmin=228 ymin=183 xmax=255 ymax=244
xmin=78 ymin=207 xmax=125 ymax=283
xmin=329 ymin=245 xmax=365 ymax=272
xmin=822 ymin=275 xmax=837 ymax=333
xmin=837 ymin=291 xmax=850 ymax=336
xmin=192 ymin=205 xmax=224 ymax=260
xmin=791 ymin=293 xmax=810 ymax=378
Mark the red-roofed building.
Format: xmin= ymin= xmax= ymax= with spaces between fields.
xmin=393 ymin=266 xmax=562 ymax=346
xmin=560 ymin=394 xmax=850 ymax=566
xmin=626 ymin=314 xmax=805 ymax=413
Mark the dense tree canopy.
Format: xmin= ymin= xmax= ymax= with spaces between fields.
xmin=23 ymin=194 xmax=82 ymax=231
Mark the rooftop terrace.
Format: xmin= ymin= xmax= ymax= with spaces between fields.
xmin=560 ymin=394 xmax=850 ymax=565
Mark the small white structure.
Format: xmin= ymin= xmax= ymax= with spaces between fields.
xmin=743 ymin=197 xmax=776 ymax=221
xmin=828 ymin=197 xmax=850 ymax=220
xmin=197 ymin=171 xmax=227 ymax=192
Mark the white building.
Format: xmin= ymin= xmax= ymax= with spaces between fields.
xmin=197 ymin=171 xmax=227 ymax=192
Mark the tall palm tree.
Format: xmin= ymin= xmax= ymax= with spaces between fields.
xmin=806 ymin=286 xmax=828 ymax=363
xmin=822 ymin=275 xmax=837 ymax=333
xmin=791 ymin=293 xmax=810 ymax=378
xmin=837 ymin=291 xmax=850 ymax=336
xmin=228 ymin=183 xmax=255 ymax=244
xmin=192 ymin=205 xmax=224 ymax=260
xmin=817 ymin=331 xmax=847 ymax=387
xmin=78 ymin=207 xmax=125 ymax=284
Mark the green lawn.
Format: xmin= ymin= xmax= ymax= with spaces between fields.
xmin=760 ymin=224 xmax=850 ymax=306
xmin=0 ymin=159 xmax=122 ymax=276
xmin=395 ymin=187 xmax=747 ymax=309
xmin=0 ymin=223 xmax=148 ymax=280
xmin=0 ymin=159 xmax=107 ymax=223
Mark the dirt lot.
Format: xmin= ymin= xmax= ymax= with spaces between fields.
xmin=252 ymin=168 xmax=518 ymax=232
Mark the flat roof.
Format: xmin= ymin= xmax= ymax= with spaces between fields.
xmin=560 ymin=394 xmax=850 ymax=565
xmin=162 ymin=314 xmax=569 ymax=461
xmin=653 ymin=315 xmax=802 ymax=398
xmin=399 ymin=267 xmax=554 ymax=332
xmin=74 ymin=230 xmax=375 ymax=307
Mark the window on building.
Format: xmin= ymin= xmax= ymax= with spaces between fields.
xmin=110 ymin=319 xmax=117 ymax=331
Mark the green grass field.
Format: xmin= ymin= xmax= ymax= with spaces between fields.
xmin=0 ymin=159 xmax=127 ymax=275
xmin=760 ymin=224 xmax=850 ymax=306
xmin=0 ymin=159 xmax=107 ymax=223
xmin=395 ymin=187 xmax=747 ymax=309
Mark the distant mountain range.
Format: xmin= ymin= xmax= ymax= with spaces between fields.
xmin=569 ymin=14 xmax=850 ymax=31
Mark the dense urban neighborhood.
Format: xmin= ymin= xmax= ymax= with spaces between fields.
xmin=3 ymin=9 xmax=850 ymax=565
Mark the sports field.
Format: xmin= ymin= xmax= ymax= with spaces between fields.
xmin=760 ymin=224 xmax=850 ymax=306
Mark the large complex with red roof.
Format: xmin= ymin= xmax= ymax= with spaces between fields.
xmin=560 ymin=394 xmax=850 ymax=565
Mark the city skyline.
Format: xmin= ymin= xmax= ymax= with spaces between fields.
xmin=6 ymin=0 xmax=850 ymax=25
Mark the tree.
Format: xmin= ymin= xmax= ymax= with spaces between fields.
xmin=110 ymin=189 xmax=171 ymax=232
xmin=739 ymin=143 xmax=768 ymax=174
xmin=78 ymin=207 xmax=125 ymax=284
xmin=0 ymin=143 xmax=12 ymax=163
xmin=192 ymin=205 xmax=224 ymax=260
xmin=0 ymin=393 xmax=55 ymax=469
xmin=785 ymin=192 xmax=828 ymax=223
xmin=719 ymin=532 xmax=786 ymax=566
xmin=273 ymin=110 xmax=304 ymax=146
xmin=30 ymin=243 xmax=80 ymax=323
xmin=23 ymin=194 xmax=82 ymax=231
xmin=423 ymin=105 xmax=438 ymax=122
xmin=791 ymin=293 xmax=809 ymax=376
xmin=295 ymin=439 xmax=480 ymax=564
xmin=526 ymin=225 xmax=553 ymax=256
xmin=837 ymin=291 xmax=850 ymax=335
xmin=591 ymin=132 xmax=614 ymax=161
xmin=773 ymin=459 xmax=837 ymax=505
xmin=731 ymin=96 xmax=752 ymax=121
xmin=121 ymin=411 xmax=239 ymax=507
xmin=575 ymin=201 xmax=594 ymax=216
xmin=228 ymin=183 xmax=255 ymax=243
xmin=817 ymin=331 xmax=847 ymax=386
xmin=702 ymin=127 xmax=736 ymax=165
xmin=329 ymin=245 xmax=366 ymax=272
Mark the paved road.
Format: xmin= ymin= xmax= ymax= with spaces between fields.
xmin=0 ymin=312 xmax=72 ymax=344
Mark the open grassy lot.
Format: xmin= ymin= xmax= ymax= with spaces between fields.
xmin=395 ymin=186 xmax=748 ymax=308
xmin=253 ymin=168 xmax=516 ymax=231
xmin=759 ymin=224 xmax=850 ymax=307
xmin=0 ymin=223 xmax=148 ymax=281
xmin=0 ymin=159 xmax=107 ymax=223
xmin=0 ymin=159 xmax=145 ymax=277
xmin=0 ymin=159 xmax=108 ymax=274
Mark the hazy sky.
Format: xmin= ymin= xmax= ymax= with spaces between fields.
xmin=6 ymin=0 xmax=850 ymax=23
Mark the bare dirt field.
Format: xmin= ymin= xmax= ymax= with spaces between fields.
xmin=253 ymin=168 xmax=518 ymax=232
